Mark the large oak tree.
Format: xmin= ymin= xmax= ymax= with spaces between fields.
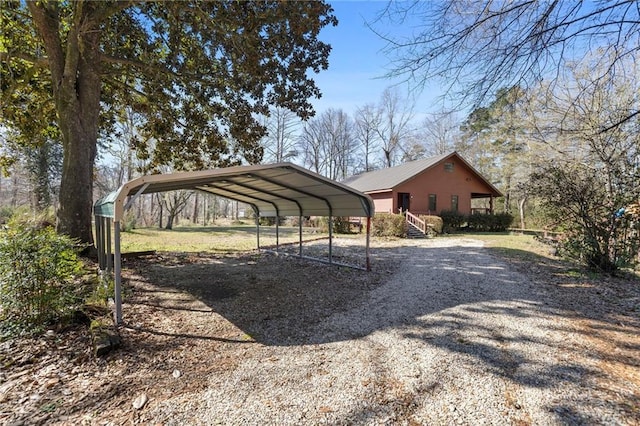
xmin=1 ymin=1 xmax=336 ymax=245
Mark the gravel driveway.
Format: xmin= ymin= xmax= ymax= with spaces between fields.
xmin=143 ymin=237 xmax=634 ymax=425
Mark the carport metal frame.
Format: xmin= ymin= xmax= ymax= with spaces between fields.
xmin=93 ymin=163 xmax=375 ymax=325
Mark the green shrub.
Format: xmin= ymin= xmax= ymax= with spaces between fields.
xmin=0 ymin=206 xmax=13 ymax=224
xmin=419 ymin=215 xmax=443 ymax=234
xmin=371 ymin=213 xmax=407 ymax=237
xmin=0 ymin=223 xmax=84 ymax=336
xmin=440 ymin=210 xmax=465 ymax=232
xmin=494 ymin=212 xmax=514 ymax=231
xmin=467 ymin=212 xmax=514 ymax=232
xmin=121 ymin=211 xmax=137 ymax=232
xmin=467 ymin=213 xmax=488 ymax=231
xmin=332 ymin=217 xmax=353 ymax=234
xmin=259 ymin=216 xmax=285 ymax=226
xmin=303 ymin=217 xmax=353 ymax=234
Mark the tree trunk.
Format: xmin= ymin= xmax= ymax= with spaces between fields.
xmin=57 ymin=119 xmax=98 ymax=244
xmin=30 ymin=143 xmax=52 ymax=210
xmin=165 ymin=213 xmax=175 ymax=230
xmin=503 ymin=175 xmax=511 ymax=213
xmin=518 ymin=197 xmax=527 ymax=229
xmin=383 ymin=149 xmax=392 ymax=168
xmin=158 ymin=195 xmax=164 ymax=228
xmin=28 ymin=2 xmax=102 ymax=246
xmin=11 ymin=173 xmax=18 ymax=208
xmin=192 ymin=193 xmax=199 ymax=223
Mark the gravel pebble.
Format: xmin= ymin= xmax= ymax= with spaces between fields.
xmin=147 ymin=238 xmax=635 ymax=425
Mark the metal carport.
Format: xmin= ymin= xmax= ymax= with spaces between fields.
xmin=93 ymin=162 xmax=375 ymax=324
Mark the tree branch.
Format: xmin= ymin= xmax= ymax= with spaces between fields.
xmin=100 ymin=53 xmax=181 ymax=78
xmin=0 ymin=51 xmax=49 ymax=68
xmin=598 ymin=110 xmax=640 ymax=134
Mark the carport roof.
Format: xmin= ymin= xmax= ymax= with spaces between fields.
xmin=94 ymin=162 xmax=375 ymax=220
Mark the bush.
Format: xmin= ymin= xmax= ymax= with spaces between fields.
xmin=494 ymin=212 xmax=514 ymax=231
xmin=467 ymin=212 xmax=514 ymax=232
xmin=302 ymin=217 xmax=354 ymax=234
xmin=440 ymin=210 xmax=465 ymax=232
xmin=332 ymin=217 xmax=353 ymax=234
xmin=0 ymin=223 xmax=84 ymax=336
xmin=419 ymin=215 xmax=443 ymax=234
xmin=0 ymin=206 xmax=13 ymax=225
xmin=308 ymin=216 xmax=328 ymax=232
xmin=121 ymin=211 xmax=137 ymax=232
xmin=259 ymin=216 xmax=285 ymax=226
xmin=372 ymin=213 xmax=407 ymax=237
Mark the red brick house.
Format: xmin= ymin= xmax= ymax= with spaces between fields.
xmin=343 ymin=152 xmax=502 ymax=216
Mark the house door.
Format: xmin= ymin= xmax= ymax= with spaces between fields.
xmin=397 ymin=192 xmax=411 ymax=212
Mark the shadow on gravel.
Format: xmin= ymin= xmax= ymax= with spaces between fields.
xmin=124 ymin=248 xmax=403 ymax=344
xmin=123 ymin=242 xmax=640 ymax=425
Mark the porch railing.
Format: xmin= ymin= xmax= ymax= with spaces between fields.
xmin=405 ymin=211 xmax=426 ymax=234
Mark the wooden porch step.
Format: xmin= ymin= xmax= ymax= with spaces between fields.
xmin=406 ymin=224 xmax=427 ymax=239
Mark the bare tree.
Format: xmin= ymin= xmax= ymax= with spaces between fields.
xmin=377 ymin=87 xmax=415 ymax=167
xmin=261 ymin=106 xmax=301 ymax=163
xmin=379 ymin=1 xmax=640 ymax=130
xmin=528 ymin=57 xmax=640 ymax=271
xmin=299 ymin=117 xmax=324 ymax=175
xmin=95 ymin=107 xmax=145 ymax=197
xmin=325 ymin=109 xmax=356 ymax=180
xmin=400 ymin=138 xmax=426 ymax=162
xmin=160 ymin=190 xmax=193 ymax=230
xmin=419 ymin=110 xmax=460 ymax=156
xmin=0 ymin=160 xmax=31 ymax=212
xmin=298 ymin=108 xmax=356 ymax=180
xmin=353 ymin=103 xmax=382 ymax=172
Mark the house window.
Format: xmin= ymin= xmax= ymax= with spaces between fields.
xmin=451 ymin=195 xmax=459 ymax=212
xmin=428 ymin=194 xmax=437 ymax=212
xmin=444 ymin=162 xmax=454 ymax=172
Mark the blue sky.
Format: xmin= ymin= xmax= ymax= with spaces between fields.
xmin=311 ymin=1 xmax=443 ymax=117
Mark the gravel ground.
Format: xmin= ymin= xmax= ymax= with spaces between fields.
xmin=2 ymin=237 xmax=637 ymax=425
xmin=143 ymin=237 xmax=636 ymax=425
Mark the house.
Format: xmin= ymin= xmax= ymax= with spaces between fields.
xmin=342 ymin=152 xmax=502 ymax=216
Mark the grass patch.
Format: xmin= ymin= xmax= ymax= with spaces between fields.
xmin=120 ymin=225 xmax=333 ymax=253
xmin=444 ymin=231 xmax=556 ymax=262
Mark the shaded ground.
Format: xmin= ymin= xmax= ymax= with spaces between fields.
xmin=488 ymin=247 xmax=640 ymax=422
xmin=0 ymin=238 xmax=638 ymax=424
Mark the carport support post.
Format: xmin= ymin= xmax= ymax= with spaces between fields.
xmin=328 ymin=214 xmax=333 ymax=264
xmin=106 ymin=217 xmax=112 ymax=273
xmin=256 ymin=215 xmax=260 ymax=251
xmin=95 ymin=215 xmax=103 ymax=269
xmin=114 ymin=220 xmax=123 ymax=325
xmin=298 ymin=215 xmax=303 ymax=256
xmin=275 ymin=206 xmax=280 ymax=253
xmin=366 ymin=216 xmax=371 ymax=271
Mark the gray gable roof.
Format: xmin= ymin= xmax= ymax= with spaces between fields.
xmin=342 ymin=152 xmax=453 ymax=193
xmin=342 ymin=151 xmax=503 ymax=197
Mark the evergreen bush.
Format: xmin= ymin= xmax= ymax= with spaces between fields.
xmin=371 ymin=213 xmax=407 ymax=237
xmin=332 ymin=217 xmax=352 ymax=234
xmin=439 ymin=210 xmax=465 ymax=232
xmin=0 ymin=223 xmax=84 ymax=337
xmin=467 ymin=212 xmax=514 ymax=232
